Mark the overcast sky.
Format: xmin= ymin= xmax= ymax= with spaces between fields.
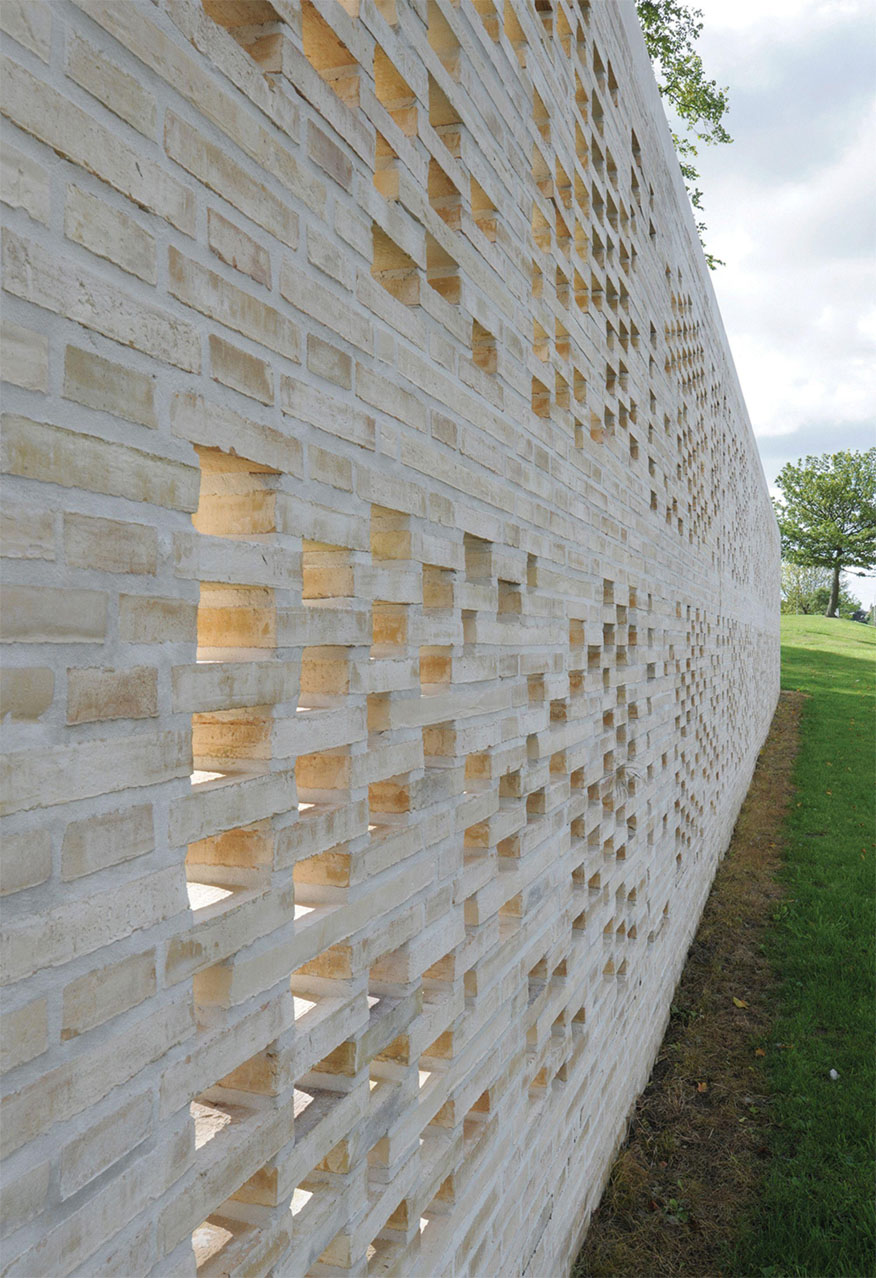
xmin=674 ymin=0 xmax=876 ymax=606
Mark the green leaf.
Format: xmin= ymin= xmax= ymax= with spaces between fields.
xmin=636 ymin=0 xmax=732 ymax=267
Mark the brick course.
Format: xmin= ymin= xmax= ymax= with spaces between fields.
xmin=0 ymin=1 xmax=779 ymax=1274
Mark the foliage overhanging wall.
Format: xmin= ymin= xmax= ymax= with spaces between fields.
xmin=0 ymin=1 xmax=779 ymax=1274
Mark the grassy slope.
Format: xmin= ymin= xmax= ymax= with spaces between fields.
xmin=734 ymin=617 xmax=876 ymax=1277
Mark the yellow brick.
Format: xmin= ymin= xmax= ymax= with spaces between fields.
xmin=280 ymin=257 xmax=372 ymax=353
xmin=168 ymin=770 xmax=292 ymax=847
xmin=59 ymin=1091 xmax=152 ymax=1200
xmin=0 ymin=501 xmax=54 ymax=559
xmin=356 ymin=362 xmax=427 ymax=430
xmin=280 ymin=375 xmax=375 ymax=450
xmin=62 ymin=950 xmax=156 ymax=1040
xmin=0 ymin=829 xmax=52 ymax=897
xmin=0 ymin=993 xmax=193 ymax=1157
xmin=2 ymin=230 xmax=200 ymax=371
xmin=168 ymin=246 xmax=300 ymax=361
xmin=309 ymin=443 xmax=353 ymax=492
xmin=171 ymin=391 xmax=303 ymax=478
xmin=207 ymin=207 xmax=272 ymax=288
xmin=172 ymin=660 xmax=292 ymax=713
xmin=1 ymin=415 xmax=199 ymax=510
xmin=65 ymin=29 xmax=157 ymax=137
xmin=118 ymin=594 xmax=196 ymax=644
xmin=65 ymin=184 xmax=156 ymax=284
xmin=86 ymin=1223 xmax=153 ymax=1278
xmin=0 ymin=730 xmax=190 ymax=815
xmin=0 ymin=0 xmax=50 ymax=62
xmin=165 ymin=110 xmax=298 ymax=248
xmin=209 ymin=333 xmax=273 ymax=405
xmin=64 ymin=512 xmax=158 ymax=575
xmin=1 ymin=998 xmax=48 ymax=1073
xmin=1 ymin=319 xmax=48 ymax=390
xmin=306 ymin=223 xmax=353 ymax=288
xmin=63 ymin=345 xmax=157 ymax=429
xmin=66 ymin=666 xmax=158 ymax=724
xmin=0 ymin=57 xmax=193 ymax=232
xmin=0 ymin=1159 xmax=49 ymax=1237
xmin=62 ymin=802 xmax=154 ymax=880
xmin=3 ymin=867 xmax=182 ymax=985
xmin=196 ymin=584 xmax=276 ymax=649
xmin=0 ymin=584 xmax=106 ymax=643
xmin=307 ymin=333 xmax=352 ymax=390
xmin=129 ymin=0 xmax=328 ymax=151
xmin=71 ymin=0 xmax=314 ymax=206
xmin=16 ymin=1127 xmax=192 ymax=1277
xmin=0 ymin=666 xmax=54 ymax=721
xmin=307 ymin=120 xmax=353 ymax=193
xmin=0 ymin=6 xmax=783 ymax=1274
xmin=0 ymin=140 xmax=49 ymax=224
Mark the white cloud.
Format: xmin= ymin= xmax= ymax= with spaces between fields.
xmin=673 ymin=0 xmax=876 ymax=605
xmin=687 ymin=4 xmax=876 ymax=441
xmin=699 ymin=0 xmax=868 ymax=36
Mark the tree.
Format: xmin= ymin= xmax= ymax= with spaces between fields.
xmin=774 ymin=449 xmax=876 ymax=618
xmin=780 ymin=563 xmax=861 ymax=618
xmin=808 ymin=582 xmax=863 ymax=620
xmin=781 ymin=562 xmax=831 ymax=614
xmin=635 ymin=0 xmax=732 ymax=269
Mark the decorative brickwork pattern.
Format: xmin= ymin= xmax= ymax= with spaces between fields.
xmin=0 ymin=1 xmax=779 ymax=1274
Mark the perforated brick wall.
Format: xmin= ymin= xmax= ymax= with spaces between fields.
xmin=0 ymin=1 xmax=779 ymax=1274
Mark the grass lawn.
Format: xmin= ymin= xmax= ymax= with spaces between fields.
xmin=574 ymin=616 xmax=875 ymax=1278
xmin=732 ymin=616 xmax=875 ymax=1277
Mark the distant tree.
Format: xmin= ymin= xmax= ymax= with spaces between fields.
xmin=774 ymin=449 xmax=876 ymax=618
xmin=780 ymin=563 xmax=862 ymax=618
xmin=635 ymin=0 xmax=732 ymax=269
xmin=780 ymin=562 xmax=831 ymax=614
xmin=808 ymin=582 xmax=863 ymax=620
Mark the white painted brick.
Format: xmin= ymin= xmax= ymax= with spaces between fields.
xmin=0 ymin=997 xmax=48 ymax=1073
xmin=2 ymin=231 xmax=200 ymax=372
xmin=64 ymin=184 xmax=157 ymax=284
xmin=65 ymin=29 xmax=157 ymax=138
xmin=62 ymin=950 xmax=157 ymax=1040
xmin=207 ymin=207 xmax=272 ymax=287
xmin=59 ymin=1092 xmax=153 ymax=1200
xmin=62 ymin=803 xmax=154 ymax=881
xmin=1 ymin=415 xmax=199 ymax=509
xmin=1 ymin=731 xmax=191 ymax=816
xmin=0 ymin=3 xmax=780 ymax=1274
xmin=0 ymin=666 xmax=54 ymax=723
xmin=0 ymin=141 xmax=50 ymax=225
xmin=0 ymin=56 xmax=194 ymax=232
xmin=63 ymin=345 xmax=158 ymax=429
xmin=0 ymin=500 xmax=54 ymax=560
xmin=0 ymin=1 xmax=51 ymax=63
xmin=1 ymin=320 xmax=48 ymax=391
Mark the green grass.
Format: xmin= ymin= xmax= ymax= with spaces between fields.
xmin=732 ymin=617 xmax=876 ymax=1278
